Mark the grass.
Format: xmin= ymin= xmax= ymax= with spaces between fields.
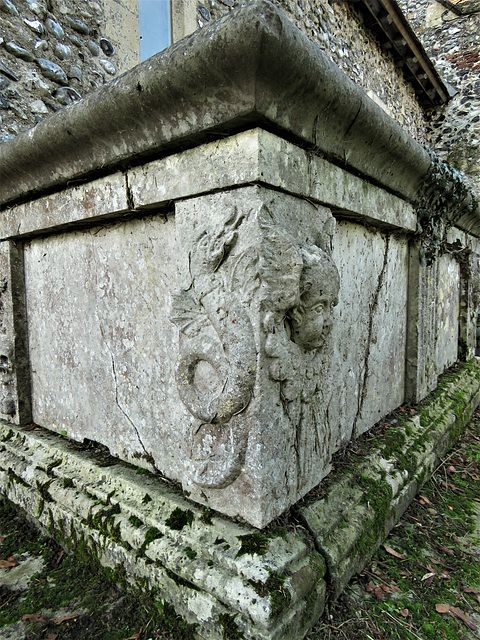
xmin=0 ymin=499 xmax=196 ymax=640
xmin=307 ymin=408 xmax=480 ymax=640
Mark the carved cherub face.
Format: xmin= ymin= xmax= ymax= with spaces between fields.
xmin=289 ymin=248 xmax=340 ymax=351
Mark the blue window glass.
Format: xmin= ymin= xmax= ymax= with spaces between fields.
xmin=138 ymin=0 xmax=171 ymax=61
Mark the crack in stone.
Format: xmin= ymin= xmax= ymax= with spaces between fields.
xmin=89 ymin=236 xmax=158 ymax=472
xmin=352 ymin=233 xmax=390 ymax=439
xmin=107 ymin=350 xmax=158 ymax=472
xmin=124 ymin=172 xmax=135 ymax=211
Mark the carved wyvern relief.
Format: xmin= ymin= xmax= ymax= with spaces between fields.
xmin=171 ymin=201 xmax=339 ymax=491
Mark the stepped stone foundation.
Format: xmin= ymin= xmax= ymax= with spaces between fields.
xmin=0 ymin=2 xmax=479 ymax=637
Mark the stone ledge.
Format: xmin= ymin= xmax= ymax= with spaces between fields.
xmin=0 ymin=129 xmax=416 ymax=241
xmin=299 ymin=360 xmax=480 ymax=597
xmin=0 ymin=0 xmax=430 ymax=209
xmin=0 ymin=424 xmax=325 ymax=640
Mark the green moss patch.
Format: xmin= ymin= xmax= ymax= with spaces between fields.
xmin=165 ymin=507 xmax=194 ymax=531
xmin=0 ymin=497 xmax=197 ymax=640
xmin=218 ymin=613 xmax=245 ymax=640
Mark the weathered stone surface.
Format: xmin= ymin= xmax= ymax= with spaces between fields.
xmin=0 ymin=171 xmax=128 ymax=239
xmin=4 ymin=42 xmax=35 ymax=62
xmin=0 ymin=129 xmax=416 ymax=240
xmin=0 ymin=421 xmax=325 ymax=640
xmin=37 ymin=58 xmax=68 ymax=85
xmin=329 ymin=222 xmax=409 ymax=441
xmin=23 ymin=215 xmax=187 ymax=479
xmin=406 ymin=229 xmax=463 ymax=403
xmin=0 ymin=0 xmax=433 ymax=210
xmin=0 ymin=243 xmax=31 ymax=425
xmin=128 ymin=129 xmax=416 ymax=232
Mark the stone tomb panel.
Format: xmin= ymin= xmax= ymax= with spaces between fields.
xmin=435 ymin=252 xmax=460 ymax=374
xmin=24 ymin=214 xmax=190 ymax=477
xmin=328 ymin=221 xmax=408 ymax=446
xmin=22 ymin=186 xmax=410 ymax=527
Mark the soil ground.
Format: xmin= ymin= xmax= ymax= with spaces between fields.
xmin=1 ymin=409 xmax=480 ymax=640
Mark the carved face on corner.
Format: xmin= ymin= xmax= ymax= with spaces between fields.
xmin=289 ymin=247 xmax=340 ymax=351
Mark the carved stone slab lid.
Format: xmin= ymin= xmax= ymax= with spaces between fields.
xmin=0 ymin=0 xmax=432 ymax=210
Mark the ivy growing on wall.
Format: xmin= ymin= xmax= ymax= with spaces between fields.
xmin=414 ymin=148 xmax=478 ymax=265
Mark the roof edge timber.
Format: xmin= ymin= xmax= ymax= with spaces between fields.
xmin=349 ymin=0 xmax=449 ymax=104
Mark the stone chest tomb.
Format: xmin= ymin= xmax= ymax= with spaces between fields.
xmin=0 ymin=2 xmax=480 ymax=638
xmin=0 ymin=0 xmax=478 ymax=529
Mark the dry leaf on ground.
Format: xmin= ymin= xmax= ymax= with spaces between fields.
xmin=435 ymin=604 xmax=477 ymax=630
xmin=22 ymin=614 xmax=47 ymax=622
xmin=0 ymin=556 xmax=18 ymax=568
xmin=437 ymin=545 xmax=454 ymax=556
xmin=450 ymin=606 xmax=477 ymax=631
xmin=53 ymin=614 xmax=80 ymax=625
xmin=383 ymin=545 xmax=406 ymax=560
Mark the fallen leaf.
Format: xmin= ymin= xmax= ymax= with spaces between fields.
xmin=366 ymin=580 xmax=375 ymax=593
xmin=399 ymin=570 xmax=410 ymax=576
xmin=438 ymin=545 xmax=454 ymax=556
xmin=55 ymin=551 xmax=64 ymax=566
xmin=463 ymin=587 xmax=480 ymax=594
xmin=124 ymin=632 xmax=142 ymax=640
xmin=419 ymin=495 xmax=433 ymax=505
xmin=374 ymin=587 xmax=383 ymax=600
xmin=22 ymin=614 xmax=47 ymax=622
xmin=422 ymin=572 xmax=436 ymax=586
xmin=45 ymin=635 xmax=58 ymax=640
xmin=0 ymin=536 xmax=4 ymax=543
xmin=0 ymin=557 xmax=18 ymax=568
xmin=447 ymin=506 xmax=454 ymax=511
xmin=436 ymin=603 xmax=450 ymax=614
xmin=53 ymin=614 xmax=80 ymax=625
xmin=383 ymin=545 xmax=406 ymax=560
xmin=447 ymin=465 xmax=456 ymax=473
xmin=380 ymin=583 xmax=393 ymax=593
xmin=399 ymin=608 xmax=410 ymax=617
xmin=450 ymin=606 xmax=477 ymax=631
